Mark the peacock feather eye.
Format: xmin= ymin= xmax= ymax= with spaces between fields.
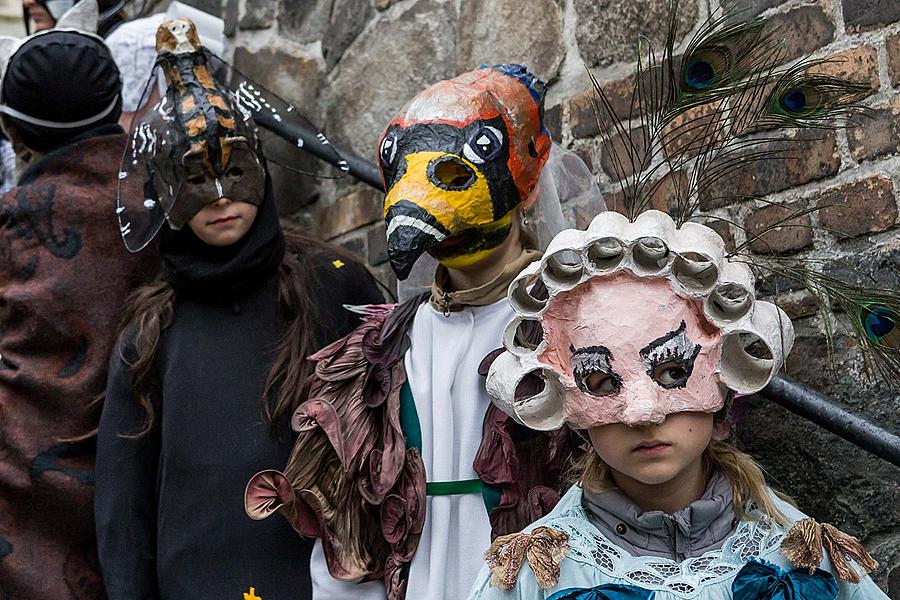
xmin=862 ymin=304 xmax=898 ymax=345
xmin=683 ymin=59 xmax=717 ymax=90
xmin=780 ymin=88 xmax=809 ymax=114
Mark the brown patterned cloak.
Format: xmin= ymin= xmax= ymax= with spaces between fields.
xmin=0 ymin=128 xmax=156 ymax=600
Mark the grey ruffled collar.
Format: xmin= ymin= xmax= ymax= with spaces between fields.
xmin=581 ymin=471 xmax=738 ymax=561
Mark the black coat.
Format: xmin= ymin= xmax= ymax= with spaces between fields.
xmin=95 ymin=253 xmax=383 ymax=600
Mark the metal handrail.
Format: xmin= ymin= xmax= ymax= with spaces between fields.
xmin=763 ymin=374 xmax=900 ymax=468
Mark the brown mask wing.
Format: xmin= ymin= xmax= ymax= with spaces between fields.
xmin=165 ymin=139 xmax=266 ymax=229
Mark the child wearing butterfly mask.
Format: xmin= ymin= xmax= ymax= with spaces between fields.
xmin=94 ymin=18 xmax=382 ymax=600
xmin=468 ymin=210 xmax=889 ymax=600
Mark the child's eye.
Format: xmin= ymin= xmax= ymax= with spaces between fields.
xmin=227 ymin=166 xmax=244 ymax=178
xmin=652 ymin=361 xmax=689 ymax=387
xmin=583 ymin=371 xmax=620 ymax=396
xmin=187 ymin=174 xmax=205 ymax=185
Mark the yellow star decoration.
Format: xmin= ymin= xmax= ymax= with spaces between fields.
xmin=243 ymin=587 xmax=262 ymax=600
xmin=332 ymin=259 xmax=345 ymax=269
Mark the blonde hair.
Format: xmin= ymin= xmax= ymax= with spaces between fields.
xmin=577 ymin=440 xmax=792 ymax=526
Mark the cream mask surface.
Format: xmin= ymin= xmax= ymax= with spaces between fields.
xmin=538 ymin=272 xmax=725 ymax=429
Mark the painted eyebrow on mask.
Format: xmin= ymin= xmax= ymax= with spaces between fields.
xmin=571 ymin=345 xmax=622 ymax=396
xmin=639 ymin=321 xmax=702 ymax=389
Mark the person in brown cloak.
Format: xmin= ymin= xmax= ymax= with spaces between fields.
xmin=0 ymin=3 xmax=157 ymax=598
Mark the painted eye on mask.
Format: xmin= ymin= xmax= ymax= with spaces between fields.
xmin=572 ymin=345 xmax=623 ymax=398
xmin=380 ymin=132 xmax=398 ymax=167
xmin=187 ymin=172 xmax=206 ymax=185
xmin=462 ymin=125 xmax=503 ymax=164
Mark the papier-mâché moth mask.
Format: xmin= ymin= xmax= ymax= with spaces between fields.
xmin=116 ymin=17 xmax=344 ymax=252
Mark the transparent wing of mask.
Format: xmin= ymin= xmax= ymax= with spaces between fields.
xmin=116 ymin=63 xmax=187 ymax=253
xmin=206 ymin=51 xmax=350 ymax=180
xmin=524 ymin=142 xmax=604 ymax=252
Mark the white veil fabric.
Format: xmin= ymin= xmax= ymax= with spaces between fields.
xmin=523 ymin=141 xmax=603 ymax=251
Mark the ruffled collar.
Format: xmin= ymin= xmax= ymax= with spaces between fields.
xmin=429 ymin=247 xmax=540 ymax=314
xmin=581 ymin=471 xmax=737 ymax=561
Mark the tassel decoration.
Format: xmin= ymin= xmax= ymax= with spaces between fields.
xmin=781 ymin=518 xmax=879 ymax=583
xmin=484 ymin=526 xmax=569 ymax=590
xmin=821 ymin=523 xmax=880 ymax=584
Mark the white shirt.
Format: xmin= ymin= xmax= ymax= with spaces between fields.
xmin=311 ymin=299 xmax=517 ymax=600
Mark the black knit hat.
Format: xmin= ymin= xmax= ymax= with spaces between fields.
xmin=0 ymin=30 xmax=121 ymax=152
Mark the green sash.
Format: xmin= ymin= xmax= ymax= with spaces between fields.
xmin=398 ymin=381 xmax=501 ymax=513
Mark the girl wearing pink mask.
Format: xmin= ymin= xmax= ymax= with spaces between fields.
xmin=464 ymin=1 xmax=900 ymax=596
xmin=467 ymin=210 xmax=890 ymax=600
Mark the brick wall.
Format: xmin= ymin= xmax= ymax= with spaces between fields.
xmin=214 ymin=0 xmax=900 ymax=591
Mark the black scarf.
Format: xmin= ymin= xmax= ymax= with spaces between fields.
xmin=159 ymin=178 xmax=285 ymax=304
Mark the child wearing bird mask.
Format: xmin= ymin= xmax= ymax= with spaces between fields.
xmin=93 ymin=17 xmax=382 ymax=600
xmin=245 ymin=64 xmax=599 ymax=600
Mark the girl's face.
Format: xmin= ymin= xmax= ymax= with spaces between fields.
xmin=188 ymin=197 xmax=257 ymax=246
xmin=24 ymin=0 xmax=55 ymax=31
xmin=588 ymin=411 xmax=714 ymax=485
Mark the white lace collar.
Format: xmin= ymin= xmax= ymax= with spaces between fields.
xmin=544 ymin=487 xmax=787 ymax=598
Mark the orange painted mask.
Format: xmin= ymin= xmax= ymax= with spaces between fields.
xmin=154 ymin=19 xmax=265 ymax=227
xmin=379 ymin=64 xmax=551 ymax=280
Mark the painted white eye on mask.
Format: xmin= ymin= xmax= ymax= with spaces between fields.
xmin=463 ymin=125 xmax=503 ymax=164
xmin=380 ymin=131 xmax=398 ymax=167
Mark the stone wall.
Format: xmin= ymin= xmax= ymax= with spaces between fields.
xmin=214 ymin=0 xmax=900 ymax=591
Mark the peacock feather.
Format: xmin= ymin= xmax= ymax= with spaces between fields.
xmin=589 ymin=0 xmax=868 ymax=225
xmin=742 ymin=257 xmax=900 ymax=382
xmin=587 ymin=0 xmax=897 ymax=385
xmin=758 ymin=59 xmax=871 ymax=129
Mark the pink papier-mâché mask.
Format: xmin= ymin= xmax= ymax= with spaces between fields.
xmin=486 ymin=210 xmax=794 ymax=432
xmin=539 ymin=272 xmax=724 ymax=429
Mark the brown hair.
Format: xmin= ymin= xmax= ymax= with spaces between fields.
xmin=117 ymin=226 xmax=356 ymax=437
xmin=576 ymin=439 xmax=791 ymax=526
